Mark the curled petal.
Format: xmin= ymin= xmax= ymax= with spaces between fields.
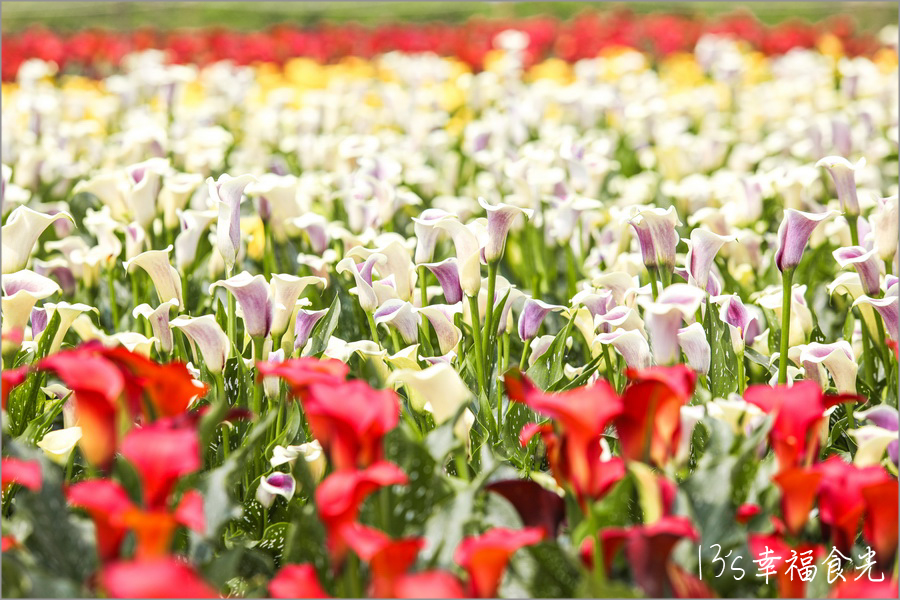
xmin=433 ymin=218 xmax=483 ymax=297
xmin=255 ymin=472 xmax=297 ymax=509
xmin=413 ymin=208 xmax=451 ymax=264
xmin=517 ymin=298 xmax=564 ymax=342
xmin=677 ymin=322 xmax=711 ymax=375
xmin=628 ymin=206 xmax=681 ymax=270
xmin=2 ymin=206 xmax=74 ymax=274
xmin=170 ymin=315 xmax=230 ymax=374
xmin=269 ymin=274 xmax=326 ymax=339
xmin=347 ymin=240 xmax=416 ymax=302
xmin=388 ymin=364 xmax=471 ymax=426
xmin=415 ymin=303 xmax=462 ymax=355
xmin=833 ymin=246 xmax=882 ymax=296
xmin=294 ymin=308 xmax=329 ymax=353
xmin=336 ymin=254 xmax=387 ymax=313
xmin=593 ymin=329 xmax=652 ymax=369
xmin=133 ymin=300 xmax=179 ymax=354
xmin=799 ymin=341 xmax=858 ymax=394
xmin=775 ymin=209 xmax=838 ymax=272
xmin=853 ymin=289 xmax=899 ymax=340
xmin=816 ymin=156 xmax=864 ymax=216
xmin=870 ymin=194 xmax=898 ymax=261
xmin=423 ymin=257 xmax=463 ymax=305
xmin=479 ymin=197 xmax=533 ymax=263
xmin=210 ymin=173 xmax=255 ymax=272
xmin=1 ymin=269 xmax=60 ymax=336
xmin=124 ymin=246 xmax=183 ymax=307
xmin=209 ymin=271 xmax=272 ymax=339
xmin=684 ymin=229 xmax=735 ymax=292
xmin=174 ymin=209 xmax=216 ymax=272
xmin=374 ymin=299 xmax=420 ymax=345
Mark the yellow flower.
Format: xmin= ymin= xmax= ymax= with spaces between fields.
xmin=242 ymin=215 xmax=266 ymax=262
xmin=526 ymin=58 xmax=573 ymax=84
xmin=816 ymin=33 xmax=844 ymax=60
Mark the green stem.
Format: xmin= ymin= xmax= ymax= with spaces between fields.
xmin=366 ymin=311 xmax=381 ymax=347
xmin=587 ymin=502 xmax=607 ymax=586
xmin=648 ymin=268 xmax=659 ymax=301
xmin=483 ymin=260 xmax=499 ymax=378
xmin=418 ymin=266 xmax=432 ymax=345
xmin=252 ymin=337 xmax=264 ymax=417
xmin=859 ymin=316 xmax=878 ymax=394
xmin=737 ymin=346 xmax=746 ymax=395
xmin=519 ymin=337 xmax=532 ymax=371
xmin=778 ymin=268 xmax=795 ymax=385
xmin=848 ymin=214 xmax=860 ymax=247
xmin=467 ymin=294 xmax=487 ymax=395
xmin=226 ymin=267 xmax=237 ymax=345
xmin=107 ymin=267 xmax=119 ymax=330
xmin=602 ymin=345 xmax=617 ymax=390
xmin=564 ymin=243 xmax=577 ymax=302
xmin=886 ymin=258 xmax=894 ymax=276
xmin=390 ymin=329 xmax=401 ymax=354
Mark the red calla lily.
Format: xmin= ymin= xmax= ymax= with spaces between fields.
xmin=257 ymin=357 xmax=349 ymax=399
xmin=816 ymin=456 xmax=891 ymax=554
xmin=485 ymin=479 xmax=566 ymax=538
xmin=315 ymin=462 xmax=408 ymax=559
xmin=174 ymin=490 xmax=206 ymax=534
xmin=122 ymin=508 xmax=178 ymax=559
xmin=66 ymin=479 xmax=133 ymax=562
xmin=454 ymin=527 xmax=544 ymax=598
xmin=861 ymin=478 xmax=898 ymax=567
xmin=748 ymin=533 xmax=822 ymax=599
xmin=773 ymin=466 xmax=823 ymax=535
xmin=736 ymin=503 xmax=762 ymax=525
xmin=745 ymin=381 xmax=856 ymax=471
xmin=667 ymin=562 xmax=718 ymax=598
xmin=1 ymin=366 xmax=27 ymax=410
xmin=270 ymin=564 xmax=330 ymax=599
xmin=1 ymin=457 xmax=41 ymax=492
xmin=829 ymin=577 xmax=898 ymax=598
xmin=120 ymin=425 xmax=202 ymax=510
xmin=623 ymin=516 xmax=700 ymax=598
xmin=578 ymin=527 xmax=629 ymax=575
xmin=341 ymin=523 xmax=424 ymax=597
xmin=305 ymin=380 xmax=399 ymax=470
xmin=616 ymin=365 xmax=696 ymax=467
xmin=393 ymin=570 xmax=466 ymax=598
xmin=101 ymin=558 xmax=217 ymax=598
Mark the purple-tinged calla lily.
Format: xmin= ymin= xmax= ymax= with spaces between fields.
xmin=374 ymin=299 xmax=421 ymax=345
xmin=347 ymin=239 xmax=416 ymax=302
xmin=527 ymin=334 xmax=557 ymax=367
xmin=628 ymin=206 xmax=681 ymax=270
xmin=270 ymin=441 xmax=326 ymax=481
xmin=170 ymin=314 xmax=230 ymax=374
xmin=210 ymin=271 xmax=273 ymax=340
xmin=174 ymin=209 xmax=217 ymax=272
xmin=336 ymin=254 xmax=386 ymax=313
xmin=32 ymin=258 xmax=75 ymax=296
xmin=433 ymin=218 xmax=484 ymax=297
xmin=133 ymin=300 xmax=179 ymax=354
xmin=109 ymin=331 xmax=157 ymax=357
xmin=833 ymin=246 xmax=882 ymax=296
xmin=412 ymin=208 xmax=451 ymax=264
xmin=291 ymin=213 xmax=330 ymax=255
xmin=322 ymin=337 xmax=385 ymax=365
xmin=2 ymin=206 xmax=74 ymax=274
xmin=869 ymin=194 xmax=898 ymax=262
xmin=73 ymin=171 xmax=129 ymax=221
xmin=852 ymin=405 xmax=899 ymax=466
xmin=245 ymin=174 xmax=302 ymax=239
xmin=815 ymin=156 xmax=865 ymax=216
xmin=269 ymin=274 xmax=326 ymax=340
xmin=714 ymin=294 xmax=761 ymax=353
xmin=1 ymin=270 xmax=60 ymax=341
xmin=30 ymin=307 xmax=48 ymax=340
xmin=796 ymin=341 xmax=858 ymax=394
xmin=124 ymin=246 xmax=184 ymax=307
xmin=423 ymin=257 xmax=463 ymax=305
xmin=125 ymin=157 xmax=168 ymax=228
xmin=159 ymin=172 xmax=203 ymax=229
xmin=642 ymin=284 xmax=706 ymax=365
xmin=388 ymin=364 xmax=474 ymax=444
xmin=42 ymin=302 xmax=97 ymax=355
xmin=683 ymin=229 xmax=735 ymax=293
xmin=853 ymin=287 xmax=899 ymax=340
xmin=82 ymin=207 xmax=123 ymax=266
xmin=415 ymin=304 xmax=463 ymax=355
xmin=591 ymin=271 xmax=641 ymax=307
xmin=478 ymin=196 xmax=533 ymax=263
xmin=255 ymin=472 xmax=296 ymax=509
xmin=262 ymin=348 xmax=286 ymax=398
xmin=517 ymin=298 xmax=564 ymax=342
xmin=571 ymin=288 xmax=615 ymax=319
xmin=594 ymin=305 xmax=645 ymax=335
xmin=775 ymin=209 xmax=838 ymax=272
xmin=592 ymin=329 xmax=652 ymax=369
xmin=123 ymin=222 xmax=146 ymax=262
xmin=677 ymin=322 xmax=711 ymax=375
xmin=209 ymin=173 xmax=256 ymax=272
xmin=373 ymin=274 xmax=400 ymax=306
xmin=294 ymin=308 xmax=328 ymax=354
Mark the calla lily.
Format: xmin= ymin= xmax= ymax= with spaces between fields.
xmin=415 ymin=304 xmax=463 ymax=355
xmin=707 ymin=394 xmax=765 ymax=435
xmin=869 ymin=194 xmax=898 ymax=262
xmin=834 ymin=246 xmax=881 ymax=296
xmin=245 ymin=174 xmax=302 ymax=239
xmin=124 ymin=246 xmax=184 ymax=307
xmin=133 ymin=300 xmax=179 ymax=354
xmin=125 ymin=158 xmax=168 ymax=228
xmin=591 ymin=271 xmax=642 ymax=307
xmin=42 ymin=302 xmax=98 ymax=355
xmin=2 ymin=206 xmax=74 ymax=274
xmin=592 ymin=329 xmax=652 ymax=369
xmin=816 ymin=156 xmax=865 ymax=216
xmin=849 ymin=426 xmax=898 ymax=468
xmin=853 ymin=405 xmax=898 ymax=466
xmin=423 ymin=257 xmax=464 ymax=305
xmin=210 ymin=173 xmax=256 ymax=272
xmin=628 ymin=206 xmax=681 ymax=270
xmin=159 ymin=172 xmax=203 ymax=229
xmin=389 ymin=364 xmax=473 ymax=442
xmin=714 ymin=294 xmax=761 ymax=354
xmin=270 ymin=564 xmax=330 ymax=599
xmin=518 ymin=298 xmax=564 ymax=342
xmin=101 ymin=558 xmax=216 ymax=599
xmin=294 ymin=307 xmax=328 ymax=353
xmin=683 ymin=229 xmax=735 ymax=293
xmin=174 ymin=208 xmax=217 ymax=272
xmin=374 ymin=299 xmax=421 ymax=345
xmin=594 ymin=305 xmax=645 ymax=335
xmin=455 ymin=527 xmax=544 ymax=598
xmin=209 ymin=271 xmax=272 ymax=340
xmin=798 ymin=341 xmax=858 ymax=394
xmin=853 ymin=288 xmax=899 ymax=340
xmin=478 ymin=197 xmax=533 ymax=263
xmin=37 ymin=426 xmax=82 ymax=465
xmin=412 ymin=208 xmax=451 ymax=264
xmin=170 ymin=315 xmax=230 ymax=374
xmin=775 ymin=209 xmax=837 ymax=272
xmin=255 ymin=472 xmax=297 ymax=508
xmin=1 ymin=269 xmax=60 ymax=341
xmin=433 ymin=218 xmax=484 ymax=297
xmin=269 ymin=274 xmax=326 ymax=340
xmin=270 ymin=440 xmax=327 ymax=481
xmin=571 ymin=288 xmax=615 ymax=319
xmin=347 ymin=239 xmax=416 ymax=302
xmin=642 ymin=284 xmax=706 ymax=365
xmin=676 ymin=322 xmax=710 ymax=375
xmin=336 ymin=254 xmax=387 ymax=313
xmin=109 ymin=332 xmax=157 ymax=357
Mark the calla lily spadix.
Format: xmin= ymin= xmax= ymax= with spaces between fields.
xmin=1 ymin=269 xmax=60 ymax=342
xmin=123 ymin=246 xmax=184 ymax=308
xmin=170 ymin=315 xmax=230 ymax=374
xmin=815 ymin=156 xmax=865 ymax=217
xmin=478 ymin=196 xmax=533 ymax=263
xmin=209 ymin=173 xmax=256 ymax=272
xmin=209 ymin=271 xmax=273 ymax=340
xmin=133 ymin=299 xmax=179 ymax=354
xmin=2 ymin=205 xmax=74 ymax=274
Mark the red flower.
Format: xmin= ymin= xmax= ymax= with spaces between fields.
xmin=578 ymin=528 xmax=629 ymax=575
xmin=454 ymin=527 xmax=544 ymax=598
xmin=506 ymin=370 xmax=623 ymax=502
xmin=1 ymin=366 xmax=27 ymax=411
xmin=616 ymin=366 xmax=696 ymax=467
xmin=270 ymin=564 xmax=330 ymax=599
xmin=621 ymin=516 xmax=699 ymax=598
xmin=393 ymin=571 xmax=466 ymax=598
xmin=101 ymin=558 xmax=216 ymax=598
xmin=174 ymin=490 xmax=206 ymax=534
xmin=861 ymin=478 xmax=898 ymax=567
xmin=120 ymin=425 xmax=202 ymax=509
xmin=830 ymin=577 xmax=898 ymax=598
xmin=485 ymin=479 xmax=566 ymax=538
xmin=745 ymin=381 xmax=856 ymax=471
xmin=736 ymin=503 xmax=762 ymax=525
xmin=667 ymin=562 xmax=718 ymax=599
xmin=1 ymin=536 xmax=18 ymax=552
xmin=66 ymin=479 xmax=133 ymax=562
xmin=748 ymin=534 xmax=822 ymax=599
xmin=1 ymin=457 xmax=41 ymax=492
xmin=257 ymin=357 xmax=349 ymax=398
xmin=816 ymin=456 xmax=891 ymax=553
xmin=305 ymin=380 xmax=398 ymax=470
xmin=773 ymin=466 xmax=823 ymax=535
xmin=341 ymin=523 xmax=424 ymax=597
xmin=315 ymin=462 xmax=408 ymax=559
xmin=121 ymin=508 xmax=178 ymax=559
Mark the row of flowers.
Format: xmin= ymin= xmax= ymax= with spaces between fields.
xmin=2 ymin=10 xmax=895 ymax=81
xmin=2 ymin=22 xmax=899 ymax=599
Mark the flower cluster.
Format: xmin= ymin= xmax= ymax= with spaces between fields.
xmin=1 ymin=13 xmax=898 ymax=600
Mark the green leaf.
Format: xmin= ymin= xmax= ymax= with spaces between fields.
xmin=526 ymin=311 xmax=575 ymax=390
xmin=304 ymin=294 xmax=341 ymax=358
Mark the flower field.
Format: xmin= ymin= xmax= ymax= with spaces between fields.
xmin=1 ymin=7 xmax=899 ymax=599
